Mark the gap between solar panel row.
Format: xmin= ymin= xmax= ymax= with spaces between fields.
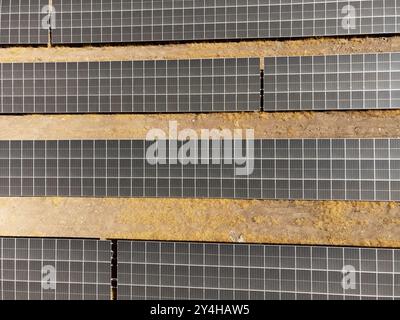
xmin=0 ymin=237 xmax=399 ymax=300
xmin=1 ymin=52 xmax=400 ymax=113
xmin=0 ymin=139 xmax=399 ymax=202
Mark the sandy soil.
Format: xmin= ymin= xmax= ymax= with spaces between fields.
xmin=0 ymin=198 xmax=398 ymax=248
xmin=1 ymin=37 xmax=399 ymax=63
xmin=1 ymin=110 xmax=400 ymax=140
xmin=0 ymin=37 xmax=399 ymax=247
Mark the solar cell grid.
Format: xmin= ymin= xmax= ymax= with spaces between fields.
xmin=0 ymin=139 xmax=399 ymax=201
xmin=0 ymin=238 xmax=111 ymax=300
xmin=117 ymin=241 xmax=400 ymax=300
xmin=264 ymin=52 xmax=400 ymax=111
xmin=0 ymin=0 xmax=49 ymax=44
xmin=51 ymin=0 xmax=400 ymax=44
xmin=0 ymin=58 xmax=260 ymax=114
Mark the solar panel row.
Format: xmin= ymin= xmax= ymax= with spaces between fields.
xmin=118 ymin=241 xmax=400 ymax=300
xmin=51 ymin=0 xmax=400 ymax=44
xmin=0 ymin=58 xmax=260 ymax=114
xmin=0 ymin=139 xmax=399 ymax=201
xmin=1 ymin=238 xmax=399 ymax=300
xmin=264 ymin=52 xmax=400 ymax=111
xmin=2 ymin=52 xmax=400 ymax=114
xmin=0 ymin=238 xmax=111 ymax=300
xmin=1 ymin=0 xmax=399 ymax=45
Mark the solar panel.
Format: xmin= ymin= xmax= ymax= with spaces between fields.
xmin=0 ymin=0 xmax=49 ymax=45
xmin=51 ymin=0 xmax=400 ymax=44
xmin=0 ymin=139 xmax=399 ymax=201
xmin=264 ymin=52 xmax=400 ymax=111
xmin=0 ymin=238 xmax=111 ymax=300
xmin=0 ymin=58 xmax=260 ymax=114
xmin=1 ymin=238 xmax=397 ymax=300
xmin=117 ymin=240 xmax=400 ymax=300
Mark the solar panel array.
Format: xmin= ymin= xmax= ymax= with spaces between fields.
xmin=264 ymin=52 xmax=400 ymax=111
xmin=0 ymin=139 xmax=399 ymax=201
xmin=117 ymin=240 xmax=400 ymax=300
xmin=0 ymin=238 xmax=111 ymax=300
xmin=51 ymin=0 xmax=400 ymax=44
xmin=2 ymin=1 xmax=399 ymax=303
xmin=0 ymin=0 xmax=49 ymax=45
xmin=0 ymin=58 xmax=260 ymax=114
xmin=1 ymin=238 xmax=398 ymax=300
